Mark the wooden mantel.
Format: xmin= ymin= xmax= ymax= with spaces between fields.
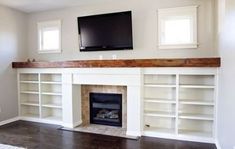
xmin=12 ymin=57 xmax=221 ymax=68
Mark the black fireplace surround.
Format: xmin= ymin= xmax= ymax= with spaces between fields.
xmin=90 ymin=92 xmax=122 ymax=127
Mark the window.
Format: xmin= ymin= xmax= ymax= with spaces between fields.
xmin=158 ymin=6 xmax=198 ymax=49
xmin=38 ymin=20 xmax=61 ymax=53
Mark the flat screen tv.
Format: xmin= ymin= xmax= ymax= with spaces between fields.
xmin=77 ymin=11 xmax=133 ymax=52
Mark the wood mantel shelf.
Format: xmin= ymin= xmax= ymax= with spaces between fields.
xmin=12 ymin=57 xmax=221 ymax=68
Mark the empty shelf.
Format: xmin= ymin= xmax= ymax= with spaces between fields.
xmin=180 ymin=85 xmax=214 ymax=89
xmin=42 ymin=104 xmax=62 ymax=109
xmin=145 ymin=98 xmax=176 ymax=104
xmin=178 ymin=129 xmax=212 ymax=138
xmin=179 ymin=113 xmax=214 ymax=121
xmin=145 ymin=111 xmax=176 ymax=118
xmin=179 ymin=100 xmax=214 ymax=106
xmin=20 ymin=81 xmax=39 ymax=84
xmin=41 ymin=81 xmax=62 ymax=85
xmin=43 ymin=116 xmax=62 ymax=121
xmin=21 ymin=113 xmax=39 ymax=118
xmin=20 ymin=91 xmax=39 ymax=94
xmin=41 ymin=92 xmax=62 ymax=96
xmin=21 ymin=102 xmax=39 ymax=107
xmin=145 ymin=84 xmax=176 ymax=88
xmin=144 ymin=126 xmax=175 ymax=134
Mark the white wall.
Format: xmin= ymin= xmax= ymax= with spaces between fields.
xmin=0 ymin=5 xmax=27 ymax=122
xmin=27 ymin=0 xmax=218 ymax=61
xmin=217 ymin=0 xmax=235 ymax=148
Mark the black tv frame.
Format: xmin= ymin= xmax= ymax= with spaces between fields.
xmin=77 ymin=11 xmax=133 ymax=52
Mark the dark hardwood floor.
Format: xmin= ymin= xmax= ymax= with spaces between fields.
xmin=0 ymin=121 xmax=216 ymax=149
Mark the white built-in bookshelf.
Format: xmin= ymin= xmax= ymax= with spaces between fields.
xmin=143 ymin=69 xmax=217 ymax=142
xmin=16 ymin=68 xmax=218 ymax=143
xmin=19 ymin=73 xmax=62 ymax=122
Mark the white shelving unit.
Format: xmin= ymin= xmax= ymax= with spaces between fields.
xmin=19 ymin=74 xmax=40 ymax=118
xmin=178 ymin=74 xmax=215 ymax=140
xmin=16 ymin=68 xmax=218 ymax=143
xmin=143 ymin=69 xmax=217 ymax=143
xmin=40 ymin=73 xmax=62 ymax=121
xmin=144 ymin=74 xmax=177 ymax=135
xmin=18 ymin=73 xmax=63 ymax=123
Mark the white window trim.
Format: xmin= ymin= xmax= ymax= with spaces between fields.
xmin=158 ymin=6 xmax=198 ymax=49
xmin=37 ymin=20 xmax=62 ymax=54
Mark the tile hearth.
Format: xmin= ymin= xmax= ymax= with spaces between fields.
xmin=62 ymin=124 xmax=138 ymax=139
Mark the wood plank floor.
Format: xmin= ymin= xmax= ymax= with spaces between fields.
xmin=0 ymin=121 xmax=216 ymax=149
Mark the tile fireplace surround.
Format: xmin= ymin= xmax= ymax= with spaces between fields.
xmin=65 ymin=84 xmax=132 ymax=138
xmin=66 ymin=85 xmax=132 ymax=138
xmin=81 ymin=85 xmax=127 ymax=128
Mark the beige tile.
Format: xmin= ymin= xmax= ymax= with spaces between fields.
xmin=70 ymin=124 xmax=137 ymax=139
xmin=81 ymin=85 xmax=127 ymax=128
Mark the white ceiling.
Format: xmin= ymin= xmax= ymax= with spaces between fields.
xmin=0 ymin=0 xmax=113 ymax=13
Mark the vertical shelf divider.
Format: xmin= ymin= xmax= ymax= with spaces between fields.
xmin=213 ymin=72 xmax=218 ymax=139
xmin=39 ymin=73 xmax=42 ymax=119
xmin=18 ymin=73 xmax=21 ymax=117
xmin=175 ymin=74 xmax=179 ymax=135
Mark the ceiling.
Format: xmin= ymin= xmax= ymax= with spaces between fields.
xmin=0 ymin=0 xmax=113 ymax=13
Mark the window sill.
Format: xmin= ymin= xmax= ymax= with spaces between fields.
xmin=38 ymin=49 xmax=62 ymax=54
xmin=158 ymin=44 xmax=198 ymax=49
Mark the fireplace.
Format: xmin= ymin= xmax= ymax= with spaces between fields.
xmin=90 ymin=92 xmax=122 ymax=127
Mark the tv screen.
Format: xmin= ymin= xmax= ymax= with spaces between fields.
xmin=77 ymin=11 xmax=133 ymax=51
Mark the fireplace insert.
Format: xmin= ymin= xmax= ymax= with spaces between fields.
xmin=90 ymin=93 xmax=122 ymax=127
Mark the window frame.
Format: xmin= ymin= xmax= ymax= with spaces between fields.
xmin=37 ymin=20 xmax=62 ymax=53
xmin=158 ymin=6 xmax=198 ymax=49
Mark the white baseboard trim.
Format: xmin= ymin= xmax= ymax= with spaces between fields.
xmin=0 ymin=144 xmax=25 ymax=149
xmin=126 ymin=130 xmax=141 ymax=137
xmin=73 ymin=120 xmax=82 ymax=128
xmin=62 ymin=120 xmax=82 ymax=128
xmin=19 ymin=117 xmax=63 ymax=126
xmin=215 ymin=139 xmax=222 ymax=149
xmin=0 ymin=117 xmax=20 ymax=126
xmin=18 ymin=117 xmax=82 ymax=129
xmin=143 ymin=131 xmax=215 ymax=144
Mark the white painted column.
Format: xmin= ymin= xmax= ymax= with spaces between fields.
xmin=62 ymin=73 xmax=73 ymax=128
xmin=62 ymin=73 xmax=81 ymax=128
xmin=126 ymin=85 xmax=142 ymax=136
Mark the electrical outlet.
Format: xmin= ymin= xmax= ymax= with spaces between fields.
xmin=112 ymin=54 xmax=117 ymax=59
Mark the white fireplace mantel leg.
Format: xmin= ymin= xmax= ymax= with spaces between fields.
xmin=62 ymin=73 xmax=82 ymax=128
xmin=126 ymin=85 xmax=142 ymax=136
